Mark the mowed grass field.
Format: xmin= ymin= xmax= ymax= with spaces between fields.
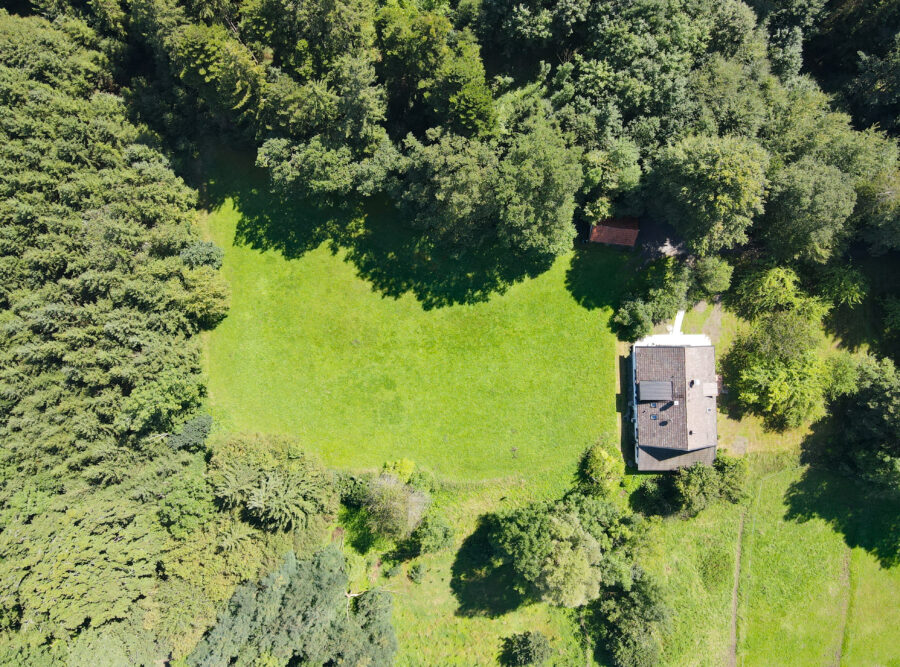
xmin=202 ymin=197 xmax=624 ymax=494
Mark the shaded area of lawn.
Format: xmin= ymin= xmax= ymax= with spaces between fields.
xmin=824 ymin=250 xmax=900 ymax=358
xmin=782 ymin=418 xmax=900 ymax=568
xmin=449 ymin=516 xmax=527 ymax=618
xmin=785 ymin=466 xmax=900 ymax=568
xmin=194 ymin=144 xmax=569 ymax=310
xmin=344 ymin=199 xmax=555 ymax=310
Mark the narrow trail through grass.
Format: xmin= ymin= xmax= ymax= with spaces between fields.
xmin=831 ymin=549 xmax=852 ymax=667
xmin=729 ymin=513 xmax=746 ymax=667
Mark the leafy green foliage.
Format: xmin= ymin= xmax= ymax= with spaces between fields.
xmin=493 ymin=494 xmax=636 ymax=608
xmin=673 ymin=454 xmax=748 ymax=517
xmin=362 ymin=473 xmax=430 ymax=539
xmin=694 ymin=256 xmax=734 ymax=296
xmin=188 ymin=548 xmax=397 ymax=666
xmin=656 ymin=134 xmax=769 ymax=256
xmin=408 ymin=562 xmax=426 ymax=584
xmin=578 ymin=436 xmax=625 ymax=497
xmin=832 ymin=355 xmax=900 ymax=489
xmin=209 ymin=434 xmax=338 ymax=532
xmin=500 ymin=630 xmax=553 ymax=666
xmin=762 ymin=157 xmax=857 ymax=263
xmin=589 ymin=567 xmax=671 ymax=667
xmin=726 ymin=309 xmax=829 ymax=429
xmin=613 ymin=259 xmax=693 ymax=341
xmin=410 ymin=513 xmax=455 ymax=554
xmin=495 ymin=109 xmax=583 ymax=258
xmin=819 ymin=265 xmax=868 ymax=307
xmin=733 ymin=266 xmax=807 ymax=319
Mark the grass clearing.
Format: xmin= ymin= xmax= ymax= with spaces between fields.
xmin=843 ymin=548 xmax=900 ymax=665
xmin=196 ymin=149 xmax=630 ymax=663
xmin=202 ymin=198 xmax=624 ymax=495
xmin=639 ymin=504 xmax=744 ymax=665
xmin=737 ymin=463 xmax=848 ymax=665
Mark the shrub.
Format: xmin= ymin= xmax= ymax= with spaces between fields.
xmin=180 ymin=240 xmax=224 ymax=269
xmin=613 ymin=299 xmax=654 ymax=341
xmin=410 ymin=513 xmax=455 ymax=554
xmin=592 ymin=567 xmax=670 ymax=667
xmin=408 ymin=466 xmax=437 ymax=493
xmin=500 ymin=631 xmax=553 ymax=666
xmin=712 ymin=454 xmax=748 ymax=504
xmin=334 ymin=472 xmax=371 ymax=508
xmin=673 ymin=454 xmax=747 ymax=517
xmin=385 ymin=565 xmax=402 ymax=578
xmin=694 ymin=256 xmax=733 ymax=295
xmin=673 ymin=463 xmax=720 ymax=517
xmin=363 ymin=474 xmax=431 ymax=539
xmin=382 ymin=459 xmax=416 ymax=484
xmin=408 ymin=562 xmax=425 ymax=584
xmin=167 ymin=414 xmax=212 ymax=451
xmin=579 ymin=438 xmax=625 ymax=497
xmin=629 ymin=475 xmax=677 ymax=517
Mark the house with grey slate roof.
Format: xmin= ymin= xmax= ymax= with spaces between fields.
xmin=631 ymin=334 xmax=719 ymax=471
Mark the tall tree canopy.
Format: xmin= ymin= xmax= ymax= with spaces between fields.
xmin=656 ymin=134 xmax=770 ymax=256
xmin=188 ymin=548 xmax=397 ymax=666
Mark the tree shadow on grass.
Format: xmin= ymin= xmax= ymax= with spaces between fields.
xmin=192 ymin=144 xmax=557 ymax=309
xmin=783 ymin=419 xmax=900 ymax=568
xmin=564 ymin=244 xmax=635 ymax=312
xmin=822 ymin=249 xmax=900 ymax=357
xmin=449 ymin=515 xmax=527 ymax=618
xmin=195 ymin=144 xmax=356 ymax=260
xmin=338 ymin=506 xmax=388 ymax=556
xmin=344 ymin=199 xmax=555 ymax=310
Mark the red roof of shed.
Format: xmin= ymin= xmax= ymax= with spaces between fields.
xmin=589 ymin=217 xmax=640 ymax=247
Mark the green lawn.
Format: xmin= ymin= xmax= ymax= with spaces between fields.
xmin=640 ymin=503 xmax=744 ymax=665
xmin=202 ymin=199 xmax=623 ymax=493
xmin=843 ymin=548 xmax=900 ymax=666
xmin=200 ymin=186 xmax=627 ymax=662
xmin=737 ymin=464 xmax=848 ymax=665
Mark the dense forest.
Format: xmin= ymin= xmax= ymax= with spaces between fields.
xmin=0 ymin=0 xmax=898 ymax=664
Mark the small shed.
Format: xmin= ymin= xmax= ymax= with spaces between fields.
xmin=588 ymin=217 xmax=640 ymax=247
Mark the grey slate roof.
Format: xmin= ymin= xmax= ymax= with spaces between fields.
xmin=636 ymin=445 xmax=717 ymax=472
xmin=633 ymin=345 xmax=718 ymax=471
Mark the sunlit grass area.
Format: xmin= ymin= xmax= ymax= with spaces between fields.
xmin=201 ymin=196 xmax=624 ymax=494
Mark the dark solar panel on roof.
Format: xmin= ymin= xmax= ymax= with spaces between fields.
xmin=638 ymin=381 xmax=673 ymax=401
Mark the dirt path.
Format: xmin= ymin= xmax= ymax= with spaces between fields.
xmin=729 ymin=513 xmax=747 ymax=667
xmin=831 ymin=549 xmax=852 ymax=667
